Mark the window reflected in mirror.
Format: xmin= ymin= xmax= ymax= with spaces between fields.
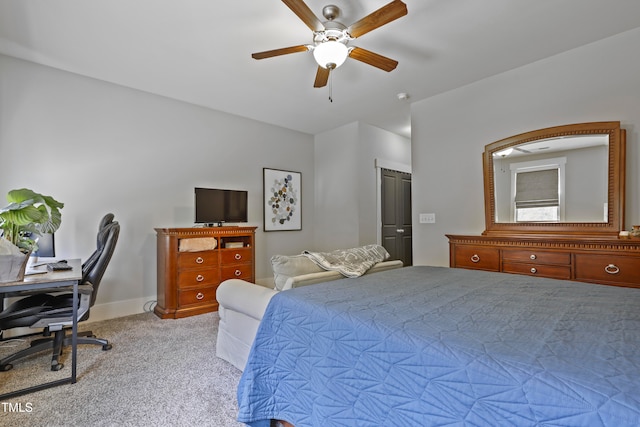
xmin=492 ymin=135 xmax=608 ymax=223
xmin=514 ymin=167 xmax=560 ymax=222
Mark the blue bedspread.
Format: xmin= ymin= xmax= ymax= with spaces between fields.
xmin=237 ymin=266 xmax=640 ymax=426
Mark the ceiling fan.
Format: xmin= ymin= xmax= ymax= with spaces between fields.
xmin=252 ymin=0 xmax=408 ymax=89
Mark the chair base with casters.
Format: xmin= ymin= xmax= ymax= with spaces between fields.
xmin=0 ymin=326 xmax=112 ymax=372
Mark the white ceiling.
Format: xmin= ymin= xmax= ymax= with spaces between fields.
xmin=2 ymin=0 xmax=640 ymax=138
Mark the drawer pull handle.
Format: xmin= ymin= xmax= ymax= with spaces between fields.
xmin=234 ymin=269 xmax=242 ymax=277
xmin=530 ymin=254 xmax=537 ymax=260
xmin=196 ymin=292 xmax=205 ymax=300
xmin=195 ymin=257 xmax=204 ymax=264
xmin=235 ymin=253 xmax=242 ymax=260
xmin=530 ymin=267 xmax=537 ymax=274
xmin=196 ymin=274 xmax=204 ymax=282
xmin=470 ymin=254 xmax=480 ymax=263
xmin=605 ymin=264 xmax=620 ymax=275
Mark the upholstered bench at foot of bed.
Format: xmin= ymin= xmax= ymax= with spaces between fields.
xmin=216 ymin=279 xmax=277 ymax=371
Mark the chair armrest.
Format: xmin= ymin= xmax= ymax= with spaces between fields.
xmin=216 ymin=279 xmax=278 ymax=321
xmin=0 ymin=305 xmax=50 ymax=321
xmin=1 ymin=283 xmax=94 ymax=329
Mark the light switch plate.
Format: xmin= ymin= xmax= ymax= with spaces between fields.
xmin=420 ymin=213 xmax=436 ymax=224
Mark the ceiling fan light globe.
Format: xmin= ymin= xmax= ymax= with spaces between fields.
xmin=313 ymin=41 xmax=348 ymax=69
xmin=494 ymin=147 xmax=514 ymax=157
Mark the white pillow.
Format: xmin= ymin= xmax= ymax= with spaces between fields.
xmin=271 ymin=254 xmax=324 ymax=291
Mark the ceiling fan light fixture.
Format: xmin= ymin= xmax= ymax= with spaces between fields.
xmin=313 ymin=40 xmax=348 ymax=69
xmin=494 ymin=147 xmax=514 ymax=157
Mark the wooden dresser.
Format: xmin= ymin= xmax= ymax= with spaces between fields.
xmin=447 ymin=234 xmax=640 ymax=288
xmin=154 ymin=226 xmax=256 ymax=319
xmin=449 ymin=122 xmax=639 ymax=289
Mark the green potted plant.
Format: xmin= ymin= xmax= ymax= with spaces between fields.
xmin=0 ymin=188 xmax=64 ymax=282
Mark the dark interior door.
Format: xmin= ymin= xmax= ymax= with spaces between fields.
xmin=381 ymin=168 xmax=412 ymax=266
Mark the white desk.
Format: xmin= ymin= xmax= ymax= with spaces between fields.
xmin=0 ymin=259 xmax=82 ymax=399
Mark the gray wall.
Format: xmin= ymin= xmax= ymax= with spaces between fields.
xmin=0 ymin=54 xmax=315 ymax=318
xmin=411 ymin=27 xmax=640 ymax=267
xmin=313 ymin=122 xmax=411 ymax=251
xmin=313 ymin=123 xmax=360 ymax=250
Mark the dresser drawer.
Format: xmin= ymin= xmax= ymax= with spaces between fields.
xmin=502 ymin=249 xmax=570 ymax=265
xmin=503 ymin=262 xmax=571 ymax=280
xmin=221 ymin=263 xmax=253 ymax=281
xmin=177 ymin=250 xmax=219 ymax=269
xmin=574 ymin=254 xmax=640 ymax=287
xmin=178 ymin=285 xmax=218 ymax=308
xmin=220 ymin=248 xmax=253 ymax=264
xmin=453 ymin=246 xmax=500 ymax=271
xmin=177 ymin=268 xmax=219 ymax=289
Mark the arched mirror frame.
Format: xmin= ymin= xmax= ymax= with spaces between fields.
xmin=483 ymin=121 xmax=626 ymax=238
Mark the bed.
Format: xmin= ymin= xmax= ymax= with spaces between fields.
xmin=236 ymin=266 xmax=640 ymax=426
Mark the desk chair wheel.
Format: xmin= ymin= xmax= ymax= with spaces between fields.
xmin=0 ymin=363 xmax=13 ymax=372
xmin=103 ymin=343 xmax=112 ymax=351
xmin=51 ymin=362 xmax=63 ymax=371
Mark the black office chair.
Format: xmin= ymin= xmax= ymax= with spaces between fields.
xmin=0 ymin=214 xmax=119 ymax=371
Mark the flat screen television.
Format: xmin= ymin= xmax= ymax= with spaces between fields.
xmin=195 ymin=188 xmax=248 ymax=226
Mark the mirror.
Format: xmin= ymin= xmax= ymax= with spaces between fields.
xmin=483 ymin=122 xmax=625 ymax=237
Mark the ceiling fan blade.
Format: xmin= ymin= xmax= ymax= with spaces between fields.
xmin=252 ymin=45 xmax=309 ymax=60
xmin=314 ymin=66 xmax=330 ymax=88
xmin=282 ymin=0 xmax=324 ymax=32
xmin=347 ymin=0 xmax=408 ymax=38
xmin=349 ymin=47 xmax=398 ymax=72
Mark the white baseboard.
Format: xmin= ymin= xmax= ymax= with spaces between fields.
xmin=84 ymin=296 xmax=156 ymax=324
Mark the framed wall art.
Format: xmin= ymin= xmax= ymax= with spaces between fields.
xmin=263 ymin=168 xmax=301 ymax=231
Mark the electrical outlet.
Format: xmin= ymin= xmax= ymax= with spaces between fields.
xmin=419 ymin=213 xmax=436 ymax=224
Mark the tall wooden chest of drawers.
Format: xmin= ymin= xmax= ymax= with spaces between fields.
xmin=154 ymin=226 xmax=256 ymax=319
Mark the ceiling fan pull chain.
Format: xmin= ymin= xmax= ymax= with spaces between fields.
xmin=329 ymin=69 xmax=333 ymax=103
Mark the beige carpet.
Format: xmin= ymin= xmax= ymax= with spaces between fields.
xmin=0 ymin=311 xmax=244 ymax=427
